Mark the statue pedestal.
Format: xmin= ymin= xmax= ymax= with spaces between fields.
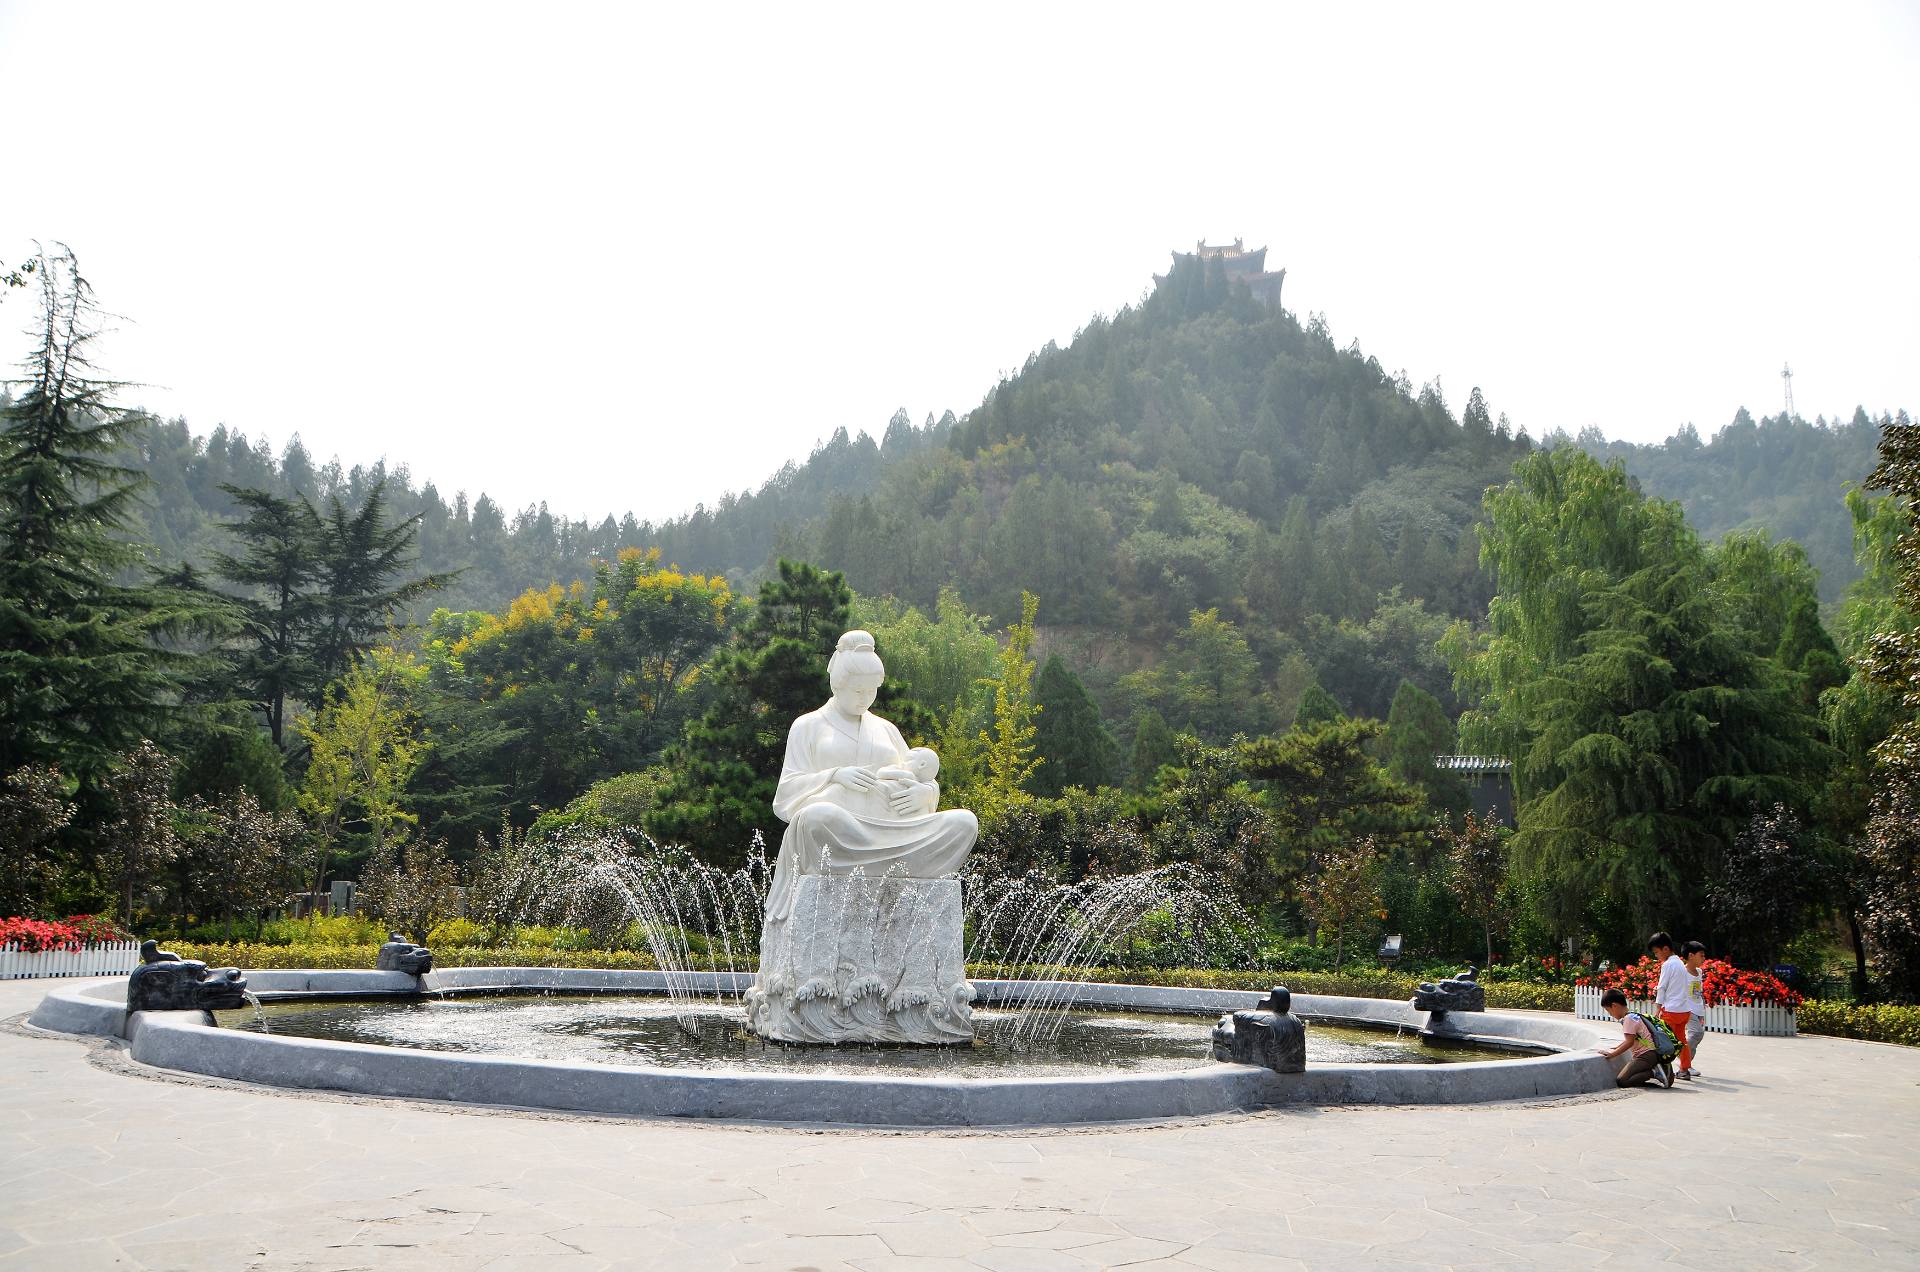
xmin=746 ymin=875 xmax=973 ymax=1045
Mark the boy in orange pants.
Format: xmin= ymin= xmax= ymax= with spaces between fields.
xmin=1650 ymin=931 xmax=1693 ymax=1075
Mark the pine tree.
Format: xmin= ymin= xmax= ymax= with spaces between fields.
xmin=645 ymin=560 xmax=852 ymax=864
xmin=212 ymin=485 xmax=323 ymax=747
xmin=305 ymin=479 xmax=454 ymax=698
xmin=0 ymin=247 xmax=218 ymax=784
xmin=1032 ymin=654 xmax=1120 ymax=796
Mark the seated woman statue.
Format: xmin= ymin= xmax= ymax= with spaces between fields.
xmin=748 ymin=630 xmax=979 ymax=1044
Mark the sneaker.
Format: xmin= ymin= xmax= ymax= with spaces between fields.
xmin=1678 ymin=1068 xmax=1694 ymax=1081
xmin=1659 ymin=1061 xmax=1676 ymax=1088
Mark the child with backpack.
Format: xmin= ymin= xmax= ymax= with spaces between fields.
xmin=1595 ymin=987 xmax=1678 ymax=1087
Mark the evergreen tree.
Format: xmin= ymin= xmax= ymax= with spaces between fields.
xmin=1774 ymin=592 xmax=1847 ymax=707
xmin=645 ymin=560 xmax=852 ymax=864
xmin=212 ymin=484 xmax=322 ymax=747
xmin=306 ymin=479 xmax=454 ymax=698
xmin=0 ymin=247 xmax=218 ymax=786
xmin=1033 ymin=654 xmax=1120 ymax=796
xmin=1451 ymin=448 xmax=1827 ymax=951
xmin=1382 ymin=679 xmax=1456 ymax=792
xmin=975 ymin=591 xmax=1042 ymax=818
xmin=1129 ymin=708 xmax=1178 ymax=790
xmin=1293 ymin=681 xmax=1346 ymax=728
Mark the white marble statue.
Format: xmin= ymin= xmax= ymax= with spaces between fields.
xmin=746 ymin=630 xmax=979 ymax=1044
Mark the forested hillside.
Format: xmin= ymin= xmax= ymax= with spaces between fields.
xmin=78 ymin=253 xmax=1891 ymax=727
xmin=1585 ymin=408 xmax=1885 ymax=601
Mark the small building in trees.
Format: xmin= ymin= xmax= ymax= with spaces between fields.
xmin=1154 ymin=239 xmax=1287 ymax=310
xmin=1433 ymin=755 xmax=1515 ymax=827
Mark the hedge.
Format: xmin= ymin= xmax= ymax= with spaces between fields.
xmin=181 ymin=946 xmax=1920 ymax=1044
xmin=1795 ymin=1000 xmax=1920 ymax=1048
xmin=171 ymin=945 xmax=1574 ymax=1010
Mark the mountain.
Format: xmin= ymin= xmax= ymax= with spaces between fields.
xmin=81 ymin=250 xmax=1896 ymax=717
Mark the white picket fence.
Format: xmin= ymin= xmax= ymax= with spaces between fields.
xmin=1573 ymin=983 xmax=1797 ymax=1036
xmin=0 ymin=939 xmax=141 ymax=980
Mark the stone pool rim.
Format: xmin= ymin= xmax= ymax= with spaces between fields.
xmin=27 ymin=968 xmax=1621 ymax=1127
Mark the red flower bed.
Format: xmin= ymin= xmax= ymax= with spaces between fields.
xmin=1577 ymin=955 xmax=1801 ymax=1008
xmin=0 ymin=917 xmax=82 ymax=953
xmin=61 ymin=914 xmax=129 ymax=944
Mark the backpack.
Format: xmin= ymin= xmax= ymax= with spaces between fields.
xmin=1629 ymin=1011 xmax=1680 ymax=1062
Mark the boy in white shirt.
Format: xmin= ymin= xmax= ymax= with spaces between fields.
xmin=1679 ymin=940 xmax=1708 ymax=1079
xmin=1650 ymin=931 xmax=1694 ymax=1077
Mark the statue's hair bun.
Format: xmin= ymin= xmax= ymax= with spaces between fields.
xmin=837 ymin=630 xmax=876 ymax=654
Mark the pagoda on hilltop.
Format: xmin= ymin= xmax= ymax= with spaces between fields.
xmin=1153 ymin=238 xmax=1286 ymax=310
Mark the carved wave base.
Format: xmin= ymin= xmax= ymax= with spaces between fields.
xmin=746 ymin=875 xmax=974 ymax=1045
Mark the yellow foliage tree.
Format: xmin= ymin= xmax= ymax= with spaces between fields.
xmin=297 ymin=651 xmax=427 ymax=916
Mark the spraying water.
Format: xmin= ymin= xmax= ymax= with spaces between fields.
xmin=470 ymin=828 xmax=1255 ymax=1047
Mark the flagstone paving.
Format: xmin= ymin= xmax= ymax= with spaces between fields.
xmin=2 ymin=978 xmax=1916 ymax=1271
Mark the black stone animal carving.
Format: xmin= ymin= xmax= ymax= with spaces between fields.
xmin=127 ymin=940 xmax=250 ymax=1012
xmin=1210 ymin=985 xmax=1306 ymax=1073
xmin=375 ymin=933 xmax=433 ymax=975
xmin=1412 ymin=965 xmax=1486 ymax=1014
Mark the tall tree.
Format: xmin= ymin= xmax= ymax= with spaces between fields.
xmin=1381 ymin=679 xmax=1457 ymax=796
xmin=1129 ymin=708 xmax=1178 ymax=790
xmin=1856 ymin=414 xmax=1920 ymax=997
xmin=1437 ymin=810 xmax=1507 ymax=968
xmin=1450 ymin=448 xmax=1827 ymax=951
xmin=646 ymin=559 xmax=851 ymax=864
xmin=100 ymin=740 xmax=179 ymax=928
xmin=305 ymin=478 xmax=453 ymax=699
xmin=212 ymin=484 xmax=322 ymax=747
xmin=1032 ymin=654 xmax=1121 ymax=796
xmin=1304 ymin=836 xmax=1386 ymax=971
xmin=974 ymin=591 xmax=1043 ymax=819
xmin=0 ymin=247 xmax=216 ymax=784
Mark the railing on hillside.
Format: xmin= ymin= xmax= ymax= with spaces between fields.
xmin=1573 ymin=983 xmax=1797 ymax=1036
xmin=0 ymin=940 xmax=141 ymax=980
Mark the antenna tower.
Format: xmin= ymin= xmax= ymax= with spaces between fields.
xmin=1781 ymin=363 xmax=1796 ymax=418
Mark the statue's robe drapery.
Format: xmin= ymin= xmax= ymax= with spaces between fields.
xmin=762 ymin=707 xmax=978 ymax=923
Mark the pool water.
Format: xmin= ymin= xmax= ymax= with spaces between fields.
xmin=216 ymin=995 xmax=1531 ymax=1078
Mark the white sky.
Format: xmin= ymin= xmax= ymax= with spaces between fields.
xmin=2 ymin=2 xmax=1916 ymax=522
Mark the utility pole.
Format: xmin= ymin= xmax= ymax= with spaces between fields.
xmin=1781 ymin=363 xmax=1796 ymax=419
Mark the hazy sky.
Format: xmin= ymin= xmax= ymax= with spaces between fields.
xmin=2 ymin=2 xmax=1915 ymax=523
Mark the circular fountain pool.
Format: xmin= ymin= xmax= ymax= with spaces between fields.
xmin=213 ymin=994 xmax=1528 ymax=1077
xmin=30 ymin=970 xmax=1624 ymax=1127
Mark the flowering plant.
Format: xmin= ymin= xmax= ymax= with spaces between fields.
xmin=1577 ymin=955 xmax=1801 ymax=1008
xmin=0 ymin=917 xmax=82 ymax=953
xmin=61 ymin=914 xmax=129 ymax=943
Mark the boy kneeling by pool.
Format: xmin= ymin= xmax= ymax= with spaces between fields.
xmin=1595 ymin=987 xmax=1678 ymax=1088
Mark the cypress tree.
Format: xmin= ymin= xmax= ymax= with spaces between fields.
xmin=1294 ymin=681 xmax=1346 ymax=728
xmin=1129 ymin=708 xmax=1178 ymax=790
xmin=1382 ymin=678 xmax=1455 ymax=791
xmin=645 ymin=560 xmax=851 ymax=865
xmin=1033 ymin=654 xmax=1121 ymax=796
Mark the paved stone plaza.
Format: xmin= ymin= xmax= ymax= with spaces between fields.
xmin=2 ymin=979 xmax=1916 ymax=1271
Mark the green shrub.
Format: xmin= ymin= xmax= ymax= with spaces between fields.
xmin=426 ymin=917 xmax=484 ymax=946
xmin=1797 ymin=1000 xmax=1920 ymax=1047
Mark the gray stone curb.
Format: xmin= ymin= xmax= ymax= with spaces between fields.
xmin=26 ymin=971 xmax=1621 ymax=1127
